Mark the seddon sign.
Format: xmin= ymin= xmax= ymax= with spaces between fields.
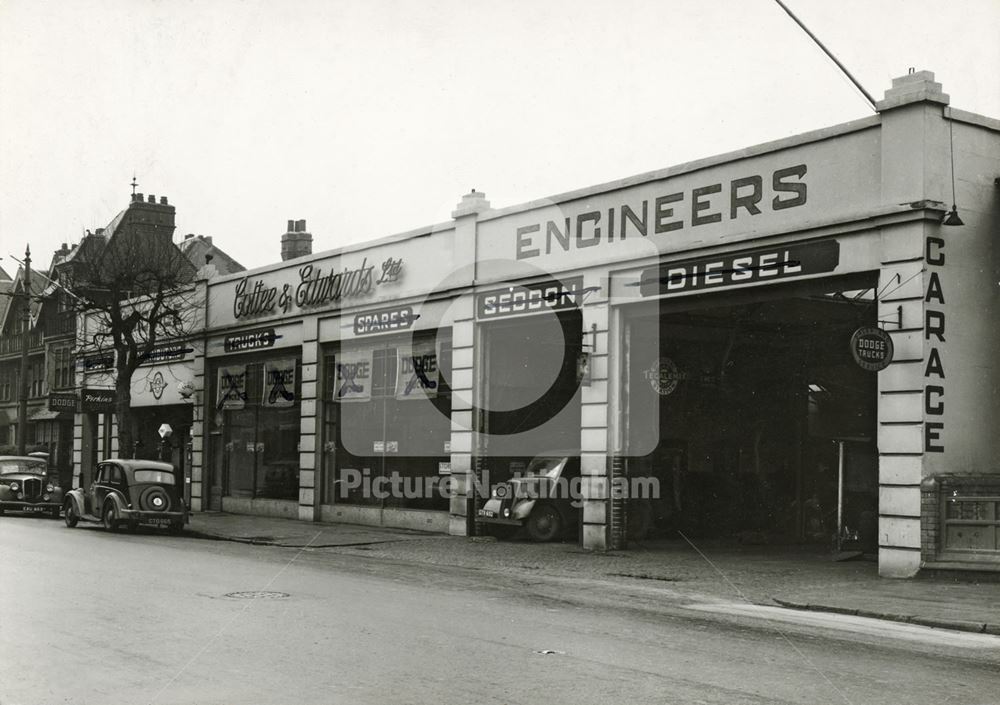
xmin=477 ymin=276 xmax=584 ymax=320
xmin=232 ymin=257 xmax=403 ymax=320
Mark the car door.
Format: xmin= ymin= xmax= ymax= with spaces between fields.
xmin=92 ymin=463 xmax=119 ymax=515
xmin=86 ymin=464 xmax=106 ymax=516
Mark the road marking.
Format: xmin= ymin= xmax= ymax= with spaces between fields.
xmin=684 ymin=602 xmax=1000 ymax=649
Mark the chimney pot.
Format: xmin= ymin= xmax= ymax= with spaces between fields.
xmin=160 ymin=196 xmax=168 ymax=205
xmin=148 ymin=194 xmax=156 ymax=203
xmin=287 ymin=219 xmax=295 ymax=232
xmin=295 ymin=219 xmax=307 ymax=232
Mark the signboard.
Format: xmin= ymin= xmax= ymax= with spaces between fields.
xmin=395 ymin=340 xmax=438 ymax=400
xmin=850 ymin=327 xmax=894 ymax=372
xmin=637 ymin=240 xmax=840 ymax=297
xmin=334 ymin=349 xmax=373 ymax=402
xmin=224 ymin=328 xmax=278 ymax=353
xmin=82 ymin=353 xmax=114 ymax=371
xmin=263 ymin=359 xmax=296 ymax=408
xmin=231 ymin=256 xmax=404 ymax=320
xmin=81 ymin=388 xmax=115 ymax=412
xmin=476 ymin=276 xmax=584 ymax=320
xmin=354 ymin=306 xmax=415 ymax=336
xmin=48 ymin=393 xmax=78 ymax=412
xmin=158 ymin=423 xmax=173 ymax=439
xmin=138 ymin=343 xmax=191 ymax=366
xmin=217 ymin=366 xmax=248 ymax=410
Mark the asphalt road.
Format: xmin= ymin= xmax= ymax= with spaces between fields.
xmin=2 ymin=516 xmax=998 ymax=705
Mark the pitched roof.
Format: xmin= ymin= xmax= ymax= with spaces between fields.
xmin=178 ymin=235 xmax=245 ymax=276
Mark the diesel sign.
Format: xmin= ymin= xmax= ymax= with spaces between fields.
xmin=637 ymin=240 xmax=839 ymax=297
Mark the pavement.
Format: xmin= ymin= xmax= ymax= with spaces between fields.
xmin=186 ymin=511 xmax=1000 ymax=636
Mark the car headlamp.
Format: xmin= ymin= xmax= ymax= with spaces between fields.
xmin=9 ymin=481 xmax=18 ymax=492
xmin=503 ymin=508 xmax=511 ymax=518
xmin=46 ymin=483 xmax=55 ymax=492
xmin=43 ymin=493 xmax=50 ymax=501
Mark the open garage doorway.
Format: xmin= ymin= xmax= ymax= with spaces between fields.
xmin=623 ymin=274 xmax=879 ymax=550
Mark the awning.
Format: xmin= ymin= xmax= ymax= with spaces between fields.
xmin=29 ymin=408 xmax=72 ymax=422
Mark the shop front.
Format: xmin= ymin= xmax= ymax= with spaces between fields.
xmin=198 ymin=221 xmax=461 ymax=526
xmin=206 ymin=325 xmax=302 ymax=517
xmin=318 ymin=310 xmax=454 ymax=530
xmin=467 ymin=71 xmax=1000 ymax=576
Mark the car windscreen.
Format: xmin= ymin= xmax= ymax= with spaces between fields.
xmin=524 ymin=457 xmax=566 ymax=479
xmin=133 ymin=470 xmax=176 ymax=485
xmin=0 ymin=459 xmax=47 ymax=475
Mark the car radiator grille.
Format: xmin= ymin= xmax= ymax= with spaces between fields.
xmin=22 ymin=477 xmax=42 ymax=499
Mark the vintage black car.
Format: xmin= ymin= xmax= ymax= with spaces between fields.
xmin=63 ymin=459 xmax=187 ymax=533
xmin=477 ymin=455 xmax=581 ymax=542
xmin=0 ymin=455 xmax=64 ymax=518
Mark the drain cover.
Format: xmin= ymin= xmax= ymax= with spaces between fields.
xmin=224 ymin=591 xmax=290 ymax=600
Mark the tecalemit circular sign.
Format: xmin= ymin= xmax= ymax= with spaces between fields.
xmin=645 ymin=357 xmax=682 ymax=396
xmin=850 ymin=327 xmax=894 ymax=372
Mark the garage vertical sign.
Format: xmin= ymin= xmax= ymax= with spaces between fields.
xmin=924 ymin=236 xmax=946 ymax=452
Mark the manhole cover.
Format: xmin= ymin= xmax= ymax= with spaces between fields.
xmin=224 ymin=591 xmax=290 ymax=600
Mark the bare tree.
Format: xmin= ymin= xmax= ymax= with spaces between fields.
xmin=58 ymin=195 xmax=200 ymax=459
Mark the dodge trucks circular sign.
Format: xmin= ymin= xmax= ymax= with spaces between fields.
xmin=850 ymin=327 xmax=894 ymax=372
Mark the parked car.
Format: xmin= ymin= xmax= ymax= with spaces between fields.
xmin=477 ymin=454 xmax=580 ymax=542
xmin=63 ymin=459 xmax=187 ymax=533
xmin=0 ymin=455 xmax=64 ymax=518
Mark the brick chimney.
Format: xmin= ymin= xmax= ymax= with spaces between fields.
xmin=127 ymin=191 xmax=176 ymax=229
xmin=281 ymin=219 xmax=313 ymax=261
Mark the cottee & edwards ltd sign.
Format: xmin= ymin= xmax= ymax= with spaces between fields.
xmin=232 ymin=257 xmax=403 ymax=320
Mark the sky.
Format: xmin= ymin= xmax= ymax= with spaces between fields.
xmin=1 ymin=0 xmax=998 ymax=274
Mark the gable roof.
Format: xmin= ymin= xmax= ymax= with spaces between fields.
xmin=178 ymin=235 xmax=245 ymax=276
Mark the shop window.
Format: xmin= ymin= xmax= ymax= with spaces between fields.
xmin=323 ymin=332 xmax=452 ymax=511
xmin=214 ymin=358 xmax=302 ymax=501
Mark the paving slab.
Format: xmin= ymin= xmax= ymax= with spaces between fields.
xmin=188 ymin=511 xmax=442 ymax=548
xmin=185 ymin=512 xmax=1000 ymax=634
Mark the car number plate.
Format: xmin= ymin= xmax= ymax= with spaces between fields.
xmin=24 ymin=505 xmax=46 ymax=513
xmin=142 ymin=517 xmax=172 ymax=525
xmin=477 ymin=509 xmax=496 ymax=518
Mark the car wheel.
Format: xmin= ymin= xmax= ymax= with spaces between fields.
xmin=102 ymin=503 xmax=119 ymax=532
xmin=64 ymin=501 xmax=79 ymax=528
xmin=526 ymin=504 xmax=563 ymax=542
